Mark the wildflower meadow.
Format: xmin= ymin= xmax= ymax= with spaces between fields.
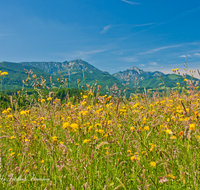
xmin=0 ymin=69 xmax=199 ymax=190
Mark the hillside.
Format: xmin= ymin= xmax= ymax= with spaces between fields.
xmin=21 ymin=59 xmax=125 ymax=93
xmin=113 ymin=66 xmax=200 ymax=88
xmin=0 ymin=62 xmax=59 ymax=90
xmin=0 ymin=60 xmax=199 ymax=93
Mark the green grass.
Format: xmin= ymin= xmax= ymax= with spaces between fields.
xmin=0 ymin=67 xmax=199 ymax=189
xmin=0 ymin=83 xmax=199 ymax=189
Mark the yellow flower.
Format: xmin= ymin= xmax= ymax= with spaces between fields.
xmin=166 ymin=129 xmax=172 ymax=135
xmin=168 ymin=174 xmax=175 ymax=179
xmin=127 ymin=150 xmax=132 ymax=153
xmin=130 ymin=156 xmax=136 ymax=161
xmin=20 ymin=111 xmax=27 ymax=116
xmin=7 ymin=108 xmax=11 ymax=112
xmin=47 ymin=97 xmax=52 ymax=101
xmin=1 ymin=72 xmax=8 ymax=75
xmin=70 ymin=123 xmax=78 ymax=129
xmin=41 ymin=160 xmax=44 ymax=163
xmin=10 ymin=152 xmax=15 ymax=156
xmin=144 ymin=126 xmax=149 ymax=131
xmin=41 ymin=99 xmax=45 ymax=103
xmin=179 ymin=131 xmax=184 ymax=136
xmin=25 ymin=170 xmax=29 ymax=174
xmin=83 ymin=139 xmax=91 ymax=144
xmin=2 ymin=110 xmax=8 ymax=114
xmin=130 ymin=127 xmax=135 ymax=131
xmin=150 ymin=162 xmax=156 ymax=167
xmin=63 ymin=122 xmax=70 ymax=129
xmin=81 ymin=101 xmax=86 ymax=106
xmin=83 ymin=95 xmax=88 ymax=99
xmin=7 ymin=114 xmax=13 ymax=119
xmin=52 ymin=136 xmax=58 ymax=143
xmin=189 ymin=124 xmax=195 ymax=131
xmin=10 ymin=136 xmax=16 ymax=139
xmin=170 ymin=135 xmax=177 ymax=140
xmin=95 ymin=129 xmax=104 ymax=133
xmin=131 ymin=155 xmax=140 ymax=161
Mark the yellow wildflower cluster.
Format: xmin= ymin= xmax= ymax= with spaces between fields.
xmin=0 ymin=71 xmax=8 ymax=76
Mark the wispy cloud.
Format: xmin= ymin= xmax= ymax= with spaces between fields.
xmin=139 ymin=64 xmax=145 ymax=67
xmin=133 ymin=23 xmax=155 ymax=27
xmin=121 ymin=0 xmax=141 ymax=5
xmin=179 ymin=55 xmax=187 ymax=58
xmin=100 ymin=25 xmax=112 ymax=34
xmin=149 ymin=62 xmax=157 ymax=66
xmin=74 ymin=49 xmax=107 ymax=57
xmin=194 ymin=53 xmax=200 ymax=56
xmin=56 ymin=49 xmax=107 ymax=60
xmin=122 ymin=56 xmax=138 ymax=62
xmin=139 ymin=44 xmax=182 ymax=55
xmin=179 ymin=54 xmax=191 ymax=58
xmin=100 ymin=23 xmax=155 ymax=35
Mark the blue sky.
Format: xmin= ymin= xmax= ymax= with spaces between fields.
xmin=0 ymin=0 xmax=200 ymax=77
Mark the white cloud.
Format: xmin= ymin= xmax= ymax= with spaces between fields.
xmin=194 ymin=53 xmax=200 ymax=56
xmin=149 ymin=62 xmax=157 ymax=65
xmin=179 ymin=55 xmax=187 ymax=58
xmin=139 ymin=64 xmax=145 ymax=67
xmin=121 ymin=0 xmax=141 ymax=5
xmin=139 ymin=44 xmax=182 ymax=55
xmin=100 ymin=25 xmax=112 ymax=34
xmin=179 ymin=54 xmax=191 ymax=58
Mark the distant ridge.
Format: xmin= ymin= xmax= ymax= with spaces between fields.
xmin=0 ymin=59 xmax=199 ymax=91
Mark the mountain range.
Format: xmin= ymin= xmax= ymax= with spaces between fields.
xmin=0 ymin=59 xmax=199 ymax=94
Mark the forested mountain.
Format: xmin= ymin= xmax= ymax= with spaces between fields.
xmin=0 ymin=60 xmax=199 ymax=93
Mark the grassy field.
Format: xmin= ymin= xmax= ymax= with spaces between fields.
xmin=0 ymin=71 xmax=200 ymax=189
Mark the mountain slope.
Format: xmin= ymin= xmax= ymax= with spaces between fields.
xmin=21 ymin=59 xmax=124 ymax=92
xmin=112 ymin=66 xmax=200 ymax=88
xmin=1 ymin=60 xmax=199 ymax=93
xmin=113 ymin=66 xmax=165 ymax=82
xmin=0 ymin=62 xmax=59 ymax=90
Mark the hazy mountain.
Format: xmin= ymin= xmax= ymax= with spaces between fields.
xmin=113 ymin=66 xmax=165 ymax=82
xmin=113 ymin=66 xmax=200 ymax=88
